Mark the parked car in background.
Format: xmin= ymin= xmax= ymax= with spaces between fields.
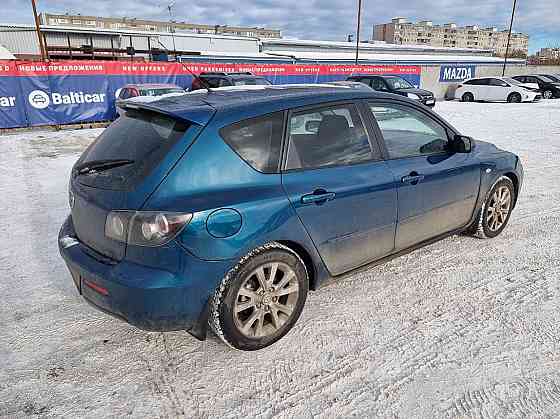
xmin=512 ymin=75 xmax=560 ymax=99
xmin=455 ymin=76 xmax=541 ymax=103
xmin=59 ymin=84 xmax=523 ymax=350
xmin=190 ymin=72 xmax=272 ymax=91
xmin=537 ymin=74 xmax=560 ymax=83
xmin=115 ymin=83 xmax=186 ymax=115
xmin=347 ymin=74 xmax=436 ymax=107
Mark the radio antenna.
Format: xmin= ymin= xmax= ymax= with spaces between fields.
xmin=155 ymin=39 xmax=212 ymax=93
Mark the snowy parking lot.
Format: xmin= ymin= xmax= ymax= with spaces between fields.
xmin=1 ymin=100 xmax=560 ymax=418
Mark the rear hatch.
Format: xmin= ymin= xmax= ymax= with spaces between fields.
xmin=70 ymin=99 xmax=214 ymax=261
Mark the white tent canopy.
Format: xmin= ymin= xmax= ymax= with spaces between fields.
xmin=0 ymin=44 xmax=16 ymax=60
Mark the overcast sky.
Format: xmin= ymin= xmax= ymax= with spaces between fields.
xmin=5 ymin=0 xmax=559 ymax=53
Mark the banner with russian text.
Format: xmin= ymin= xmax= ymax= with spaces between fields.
xmin=0 ymin=60 xmax=421 ymax=129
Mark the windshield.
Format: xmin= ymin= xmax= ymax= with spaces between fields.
xmin=384 ymin=77 xmax=414 ymax=90
xmin=542 ymin=74 xmax=560 ymax=82
xmin=139 ymin=88 xmax=184 ymax=96
xmin=233 ymin=78 xmax=271 ymax=86
xmin=76 ymin=109 xmax=190 ymax=190
xmin=503 ymin=77 xmax=523 ymax=86
xmin=538 ymin=75 xmax=555 ymax=83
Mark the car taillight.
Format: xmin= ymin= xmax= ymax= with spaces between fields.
xmin=105 ymin=211 xmax=192 ymax=247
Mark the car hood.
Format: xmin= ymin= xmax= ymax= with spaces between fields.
xmin=395 ymin=87 xmax=433 ymax=97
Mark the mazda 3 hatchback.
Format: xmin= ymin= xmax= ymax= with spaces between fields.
xmin=59 ymin=83 xmax=523 ymax=350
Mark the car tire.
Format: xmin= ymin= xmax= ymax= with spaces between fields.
xmin=470 ymin=176 xmax=516 ymax=239
xmin=209 ymin=242 xmax=309 ymax=351
xmin=507 ymin=92 xmax=521 ymax=103
xmin=461 ymin=92 xmax=474 ymax=102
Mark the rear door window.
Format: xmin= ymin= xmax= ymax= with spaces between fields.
xmin=76 ymin=109 xmax=190 ymax=190
xmin=286 ymin=103 xmax=374 ymax=170
xmin=220 ymin=112 xmax=284 ymax=173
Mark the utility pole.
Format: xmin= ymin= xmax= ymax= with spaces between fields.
xmin=167 ymin=2 xmax=177 ymax=61
xmin=355 ymin=0 xmax=362 ymax=64
xmin=30 ymin=0 xmax=47 ymax=61
xmin=502 ymin=0 xmax=518 ymax=76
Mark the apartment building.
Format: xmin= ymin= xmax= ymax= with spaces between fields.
xmin=373 ymin=17 xmax=528 ymax=56
xmin=39 ymin=13 xmax=281 ymax=39
xmin=537 ymin=48 xmax=560 ymax=60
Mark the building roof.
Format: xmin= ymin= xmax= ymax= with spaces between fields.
xmin=264 ymin=50 xmax=525 ymax=65
xmin=262 ymin=38 xmax=494 ymax=55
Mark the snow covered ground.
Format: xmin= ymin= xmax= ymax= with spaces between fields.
xmin=1 ymin=100 xmax=560 ymax=418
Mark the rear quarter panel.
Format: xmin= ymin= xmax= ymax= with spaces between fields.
xmin=142 ymin=124 xmax=324 ymax=271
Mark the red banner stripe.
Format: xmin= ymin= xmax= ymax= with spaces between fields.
xmin=0 ymin=60 xmax=421 ymax=77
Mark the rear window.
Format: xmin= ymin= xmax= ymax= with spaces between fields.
xmin=220 ymin=112 xmax=283 ymax=173
xmin=76 ymin=109 xmax=189 ymax=190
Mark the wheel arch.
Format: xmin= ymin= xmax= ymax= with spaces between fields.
xmin=277 ymin=240 xmax=318 ymax=291
xmin=503 ymin=171 xmax=520 ymax=208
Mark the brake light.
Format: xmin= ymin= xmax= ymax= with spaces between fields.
xmin=105 ymin=211 xmax=193 ymax=247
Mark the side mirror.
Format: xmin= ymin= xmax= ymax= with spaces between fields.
xmin=305 ymin=120 xmax=321 ymax=133
xmin=451 ymin=134 xmax=473 ymax=153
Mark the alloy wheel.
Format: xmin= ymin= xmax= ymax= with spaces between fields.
xmin=544 ymin=90 xmax=553 ymax=99
xmin=233 ymin=262 xmax=299 ymax=338
xmin=486 ymin=185 xmax=512 ymax=232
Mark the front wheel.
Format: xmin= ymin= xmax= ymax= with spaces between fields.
xmin=209 ymin=243 xmax=309 ymax=350
xmin=470 ymin=177 xmax=516 ymax=239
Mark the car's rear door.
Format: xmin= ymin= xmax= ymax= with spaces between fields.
xmin=487 ymin=78 xmax=510 ymax=101
xmin=366 ymin=100 xmax=481 ymax=250
xmin=471 ymin=78 xmax=491 ymax=100
xmin=281 ymin=101 xmax=397 ymax=276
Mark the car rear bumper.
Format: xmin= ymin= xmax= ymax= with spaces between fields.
xmin=58 ymin=216 xmax=232 ymax=336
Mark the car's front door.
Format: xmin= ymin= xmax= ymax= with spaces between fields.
xmin=368 ymin=101 xmax=481 ymax=250
xmin=281 ymin=102 xmax=397 ymax=276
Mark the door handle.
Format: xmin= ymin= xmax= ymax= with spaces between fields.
xmin=401 ymin=172 xmax=425 ymax=185
xmin=301 ymin=191 xmax=336 ymax=205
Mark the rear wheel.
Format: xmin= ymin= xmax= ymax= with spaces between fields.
xmin=470 ymin=177 xmax=515 ymax=239
xmin=543 ymin=90 xmax=554 ymax=99
xmin=461 ymin=92 xmax=474 ymax=102
xmin=209 ymin=243 xmax=309 ymax=350
xmin=507 ymin=92 xmax=521 ymax=103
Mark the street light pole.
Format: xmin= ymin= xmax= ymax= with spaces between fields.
xmin=502 ymin=0 xmax=518 ymax=76
xmin=30 ymin=0 xmax=47 ymax=61
xmin=355 ymin=0 xmax=362 ymax=64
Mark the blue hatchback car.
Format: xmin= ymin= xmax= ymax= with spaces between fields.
xmin=59 ymin=83 xmax=523 ymax=350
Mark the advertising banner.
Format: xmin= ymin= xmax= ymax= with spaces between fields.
xmin=0 ymin=62 xmax=27 ymax=129
xmin=0 ymin=60 xmax=422 ymax=129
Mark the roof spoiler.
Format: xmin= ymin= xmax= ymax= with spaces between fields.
xmin=119 ymin=102 xmax=216 ymax=126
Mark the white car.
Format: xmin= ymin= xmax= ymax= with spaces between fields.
xmin=115 ymin=84 xmax=186 ymax=116
xmin=455 ymin=76 xmax=541 ymax=103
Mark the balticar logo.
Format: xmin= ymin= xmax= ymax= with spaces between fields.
xmin=28 ymin=90 xmax=106 ymax=109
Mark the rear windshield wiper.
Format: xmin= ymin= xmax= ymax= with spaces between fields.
xmin=75 ymin=159 xmax=134 ymax=175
